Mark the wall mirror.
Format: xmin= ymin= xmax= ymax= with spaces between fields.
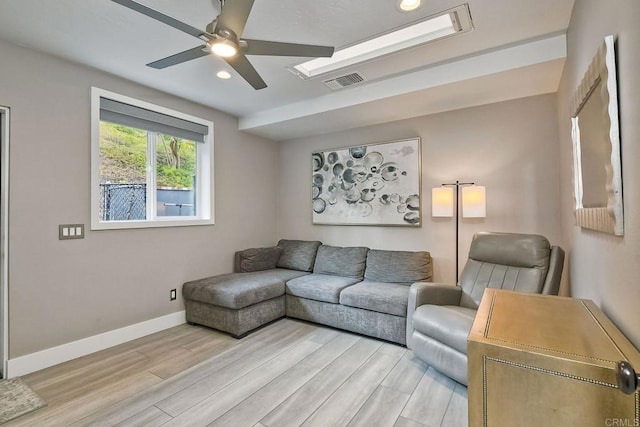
xmin=571 ymin=35 xmax=623 ymax=236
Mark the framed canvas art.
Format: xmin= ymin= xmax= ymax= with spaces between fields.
xmin=312 ymin=137 xmax=421 ymax=226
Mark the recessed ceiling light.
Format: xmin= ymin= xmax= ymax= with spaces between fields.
xmin=292 ymin=4 xmax=474 ymax=79
xmin=398 ymin=0 xmax=421 ymax=12
xmin=216 ymin=70 xmax=231 ymax=79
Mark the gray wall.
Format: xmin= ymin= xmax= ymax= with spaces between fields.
xmin=0 ymin=39 xmax=280 ymax=357
xmin=557 ymin=0 xmax=640 ymax=348
xmin=277 ymin=94 xmax=564 ymax=286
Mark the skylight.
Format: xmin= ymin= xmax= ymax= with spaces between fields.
xmin=292 ymin=4 xmax=474 ymax=79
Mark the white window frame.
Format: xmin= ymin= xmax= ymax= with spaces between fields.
xmin=91 ymin=87 xmax=214 ymax=230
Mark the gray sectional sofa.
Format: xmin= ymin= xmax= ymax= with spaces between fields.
xmin=183 ymin=239 xmax=432 ymax=345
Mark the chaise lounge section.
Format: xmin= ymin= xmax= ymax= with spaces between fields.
xmin=182 ymin=240 xmax=320 ymax=338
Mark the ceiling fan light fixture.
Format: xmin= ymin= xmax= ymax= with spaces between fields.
xmin=210 ymin=39 xmax=238 ymax=58
xmin=210 ymin=28 xmax=240 ymax=58
xmin=398 ymin=0 xmax=422 ymax=12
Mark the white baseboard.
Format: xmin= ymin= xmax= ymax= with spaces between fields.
xmin=6 ymin=310 xmax=186 ymax=378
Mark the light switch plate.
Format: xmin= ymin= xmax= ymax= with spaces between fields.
xmin=59 ymin=224 xmax=84 ymax=240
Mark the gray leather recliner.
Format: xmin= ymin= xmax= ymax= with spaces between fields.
xmin=406 ymin=232 xmax=565 ymax=385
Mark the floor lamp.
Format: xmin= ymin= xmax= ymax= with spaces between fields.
xmin=432 ymin=181 xmax=486 ymax=281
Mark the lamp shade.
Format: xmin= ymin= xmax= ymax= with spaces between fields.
xmin=462 ymin=185 xmax=486 ymax=218
xmin=432 ymin=187 xmax=454 ymax=217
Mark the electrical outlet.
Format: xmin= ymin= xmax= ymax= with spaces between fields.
xmin=170 ymin=289 xmax=177 ymax=301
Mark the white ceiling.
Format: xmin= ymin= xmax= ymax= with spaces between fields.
xmin=0 ymin=0 xmax=575 ymax=140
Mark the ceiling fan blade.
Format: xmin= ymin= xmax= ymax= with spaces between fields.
xmin=111 ymin=0 xmax=208 ymax=40
xmin=147 ymin=46 xmax=210 ymax=69
xmin=224 ymin=54 xmax=267 ymax=90
xmin=243 ymin=40 xmax=334 ymax=58
xmin=216 ymin=0 xmax=254 ymax=37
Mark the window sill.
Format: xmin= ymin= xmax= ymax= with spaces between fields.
xmin=90 ymin=218 xmax=214 ymax=231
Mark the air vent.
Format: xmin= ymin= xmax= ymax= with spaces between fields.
xmin=323 ymin=72 xmax=367 ymax=90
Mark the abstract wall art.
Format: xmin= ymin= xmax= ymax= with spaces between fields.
xmin=312 ymin=137 xmax=421 ymax=226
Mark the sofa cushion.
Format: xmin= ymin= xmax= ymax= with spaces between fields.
xmin=313 ymin=245 xmax=369 ymax=279
xmin=276 ymin=239 xmax=322 ymax=272
xmin=183 ymin=269 xmax=308 ymax=309
xmin=412 ymin=305 xmax=477 ymax=354
xmin=286 ymin=274 xmax=361 ymax=304
xmin=238 ymin=246 xmax=283 ymax=273
xmin=364 ymin=250 xmax=432 ymax=284
xmin=285 ymin=273 xmax=360 ymax=304
xmin=339 ymin=281 xmax=410 ymax=317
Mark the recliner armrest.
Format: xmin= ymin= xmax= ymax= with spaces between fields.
xmin=406 ymin=282 xmax=462 ymax=349
xmin=410 ymin=282 xmax=463 ymax=307
xmin=541 ymin=245 xmax=565 ymax=295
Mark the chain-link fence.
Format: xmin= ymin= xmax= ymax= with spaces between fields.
xmin=99 ymin=183 xmax=195 ymax=220
xmin=99 ymin=183 xmax=146 ymax=221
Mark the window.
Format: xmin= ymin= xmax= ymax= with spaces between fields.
xmin=91 ymin=87 xmax=214 ymax=229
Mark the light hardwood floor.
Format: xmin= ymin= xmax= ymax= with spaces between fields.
xmin=8 ymin=318 xmax=468 ymax=427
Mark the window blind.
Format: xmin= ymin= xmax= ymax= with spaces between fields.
xmin=100 ymin=98 xmax=208 ymax=143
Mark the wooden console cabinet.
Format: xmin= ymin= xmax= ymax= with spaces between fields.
xmin=468 ymin=289 xmax=640 ymax=427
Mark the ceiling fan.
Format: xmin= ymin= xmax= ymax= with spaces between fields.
xmin=111 ymin=0 xmax=335 ymax=90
